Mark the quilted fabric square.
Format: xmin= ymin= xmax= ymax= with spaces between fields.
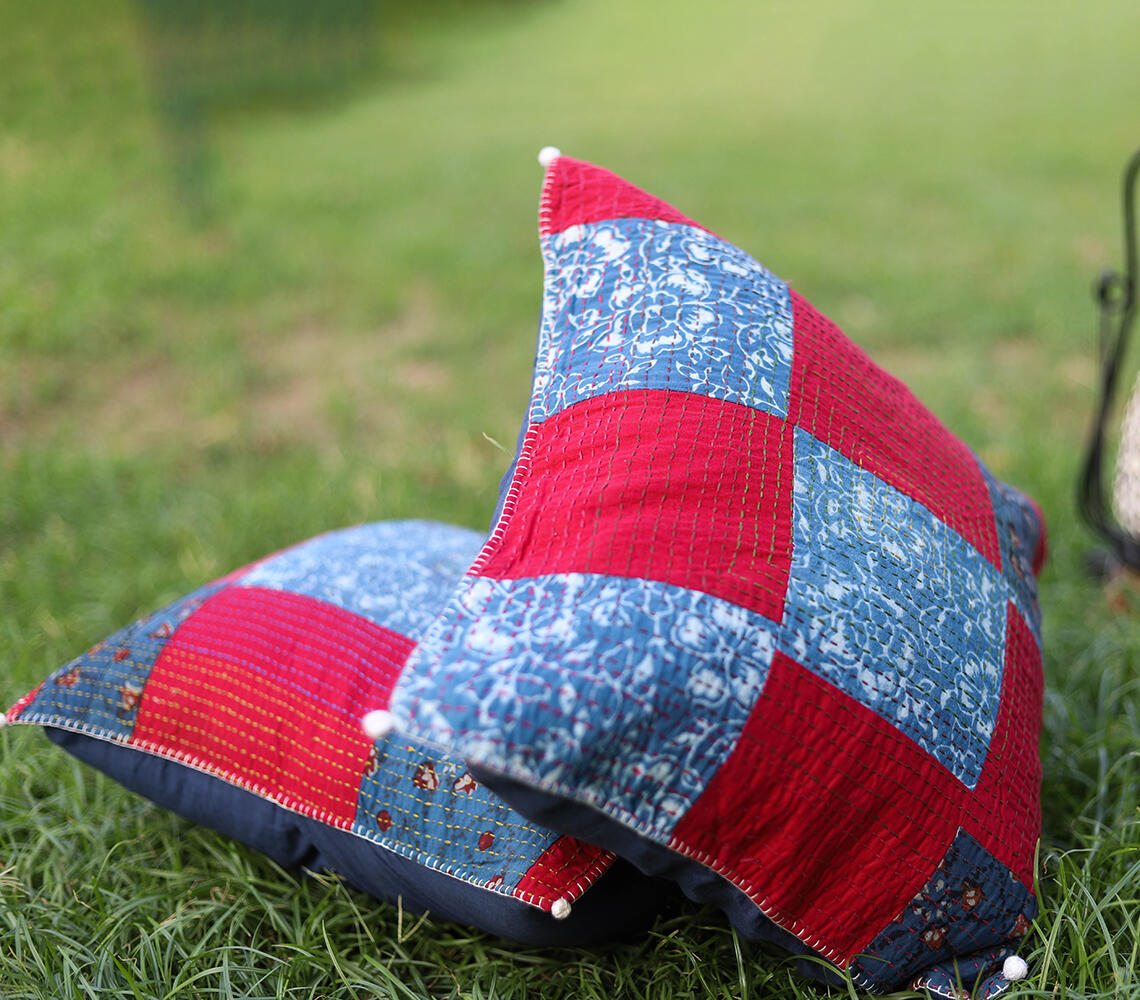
xmin=3 ymin=520 xmax=666 ymax=946
xmin=390 ymin=156 xmax=1048 ymax=995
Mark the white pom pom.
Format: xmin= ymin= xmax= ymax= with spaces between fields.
xmin=0 ymin=714 xmax=9 ymax=729
xmin=550 ymin=897 xmax=572 ymax=920
xmin=361 ymin=710 xmax=396 ymax=740
xmin=537 ymin=146 xmax=562 ymax=169
xmin=1002 ymin=955 xmax=1028 ymax=981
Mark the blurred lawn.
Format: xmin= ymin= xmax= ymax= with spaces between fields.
xmin=2 ymin=1 xmax=1138 ymax=997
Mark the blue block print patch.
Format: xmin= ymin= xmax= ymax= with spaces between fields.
xmin=782 ymin=430 xmax=1012 ymax=787
xmin=533 ymin=218 xmax=794 ymax=422
xmin=394 ymin=572 xmax=778 ymax=841
xmin=238 ymin=520 xmax=484 ymax=638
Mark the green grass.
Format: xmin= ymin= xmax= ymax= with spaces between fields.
xmin=2 ymin=0 xmax=1139 ymax=996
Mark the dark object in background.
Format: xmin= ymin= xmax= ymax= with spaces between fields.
xmin=135 ymin=0 xmax=380 ymax=104
xmin=1078 ymin=146 xmax=1140 ymax=575
xmin=133 ymin=0 xmax=381 ymax=216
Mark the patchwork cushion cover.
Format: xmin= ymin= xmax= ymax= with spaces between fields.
xmin=3 ymin=520 xmax=666 ymax=946
xmin=389 ymin=156 xmax=1048 ymax=995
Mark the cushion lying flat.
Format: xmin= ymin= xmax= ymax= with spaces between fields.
xmin=5 ymin=519 xmax=666 ymax=946
xmin=390 ymin=156 xmax=1048 ymax=996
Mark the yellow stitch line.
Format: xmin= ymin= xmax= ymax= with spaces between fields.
xmin=356 ymin=775 xmax=548 ymax=859
xmin=155 ymin=651 xmax=356 ymax=755
xmin=142 ymin=667 xmax=364 ymax=804
xmin=48 ymin=674 xmax=141 ymax=714
xmin=142 ymin=707 xmax=281 ymax=792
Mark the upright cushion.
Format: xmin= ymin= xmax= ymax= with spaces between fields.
xmin=390 ymin=156 xmax=1047 ymax=996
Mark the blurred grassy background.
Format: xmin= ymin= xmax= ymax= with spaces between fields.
xmin=2 ymin=0 xmax=1138 ymax=997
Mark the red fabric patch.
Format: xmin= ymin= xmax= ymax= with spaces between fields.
xmin=787 ymin=290 xmax=1000 ymax=568
xmin=671 ymin=652 xmax=966 ymax=964
xmin=130 ymin=586 xmax=414 ymax=829
xmin=513 ymin=835 xmax=615 ymax=910
xmin=541 ymin=157 xmax=708 ymax=237
xmin=479 ymin=389 xmax=795 ymax=622
xmin=965 ymin=605 xmax=1043 ymax=887
xmin=6 ymin=681 xmax=44 ymax=721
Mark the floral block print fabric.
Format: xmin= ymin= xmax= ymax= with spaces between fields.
xmin=390 ymin=157 xmax=1048 ymax=994
xmin=5 ymin=520 xmax=666 ymax=946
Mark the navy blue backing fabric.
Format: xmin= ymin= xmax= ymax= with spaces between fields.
xmin=48 ymin=728 xmax=670 ymax=947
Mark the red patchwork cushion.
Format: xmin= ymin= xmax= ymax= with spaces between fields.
xmin=389 ymin=156 xmax=1047 ymax=996
xmin=3 ymin=520 xmax=668 ymax=945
